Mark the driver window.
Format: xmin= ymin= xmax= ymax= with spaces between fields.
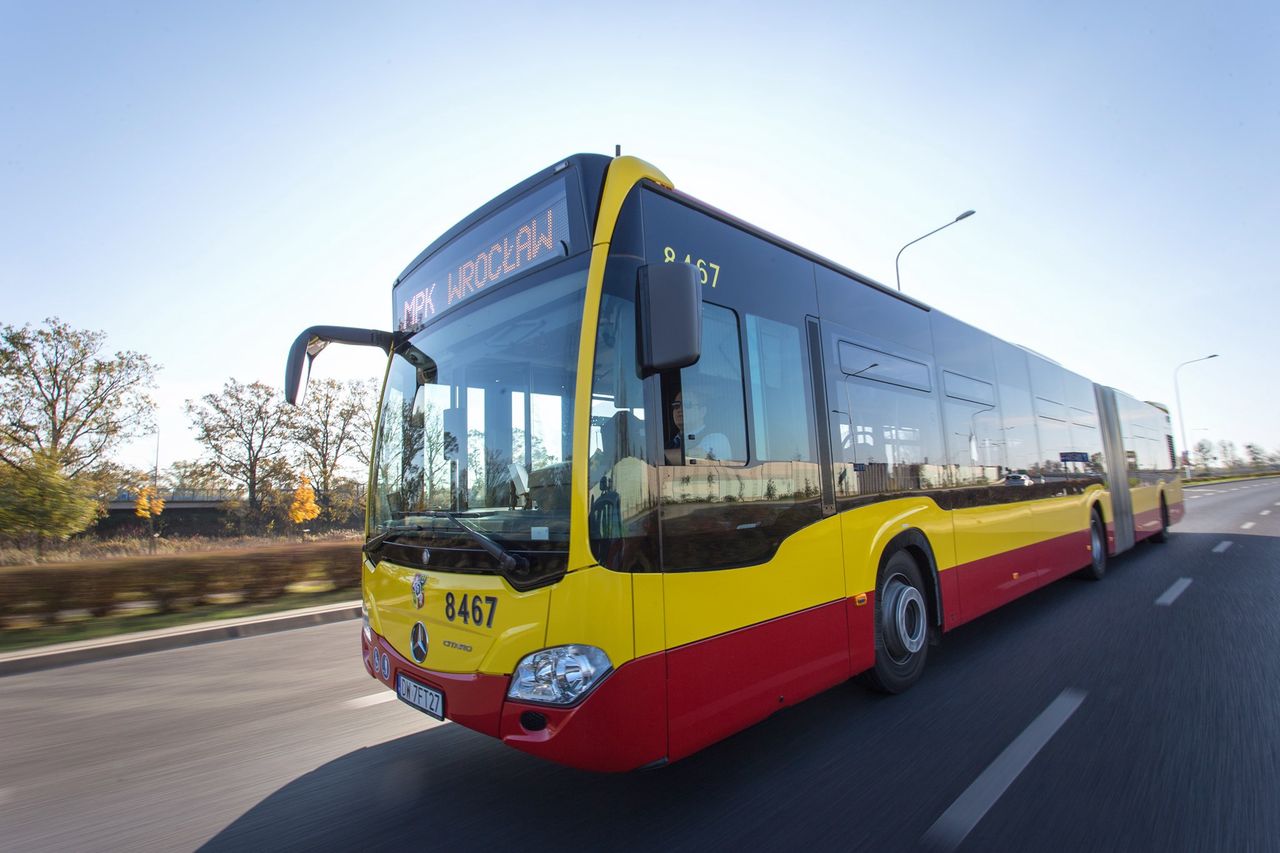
xmin=664 ymin=303 xmax=747 ymax=466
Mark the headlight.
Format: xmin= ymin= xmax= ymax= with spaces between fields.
xmin=507 ymin=645 xmax=612 ymax=705
xmin=362 ymin=602 xmax=372 ymax=643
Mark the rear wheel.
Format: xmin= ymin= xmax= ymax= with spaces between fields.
xmin=1150 ymin=497 xmax=1170 ymax=543
xmin=1080 ymin=508 xmax=1108 ymax=580
xmin=864 ymin=550 xmax=930 ymax=694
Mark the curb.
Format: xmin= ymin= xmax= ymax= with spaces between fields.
xmin=0 ymin=600 xmax=361 ymax=677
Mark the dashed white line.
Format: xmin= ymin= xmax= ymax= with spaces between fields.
xmin=1212 ymin=541 xmax=1233 ymax=553
xmin=344 ymin=692 xmax=398 ymax=709
xmin=1241 ymin=522 xmax=1256 ymax=530
xmin=922 ymin=689 xmax=1086 ymax=852
xmin=1262 ymin=510 xmax=1272 ymax=516
xmin=1156 ymin=578 xmax=1193 ymax=606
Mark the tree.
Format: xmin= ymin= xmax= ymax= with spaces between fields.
xmin=1244 ymin=443 xmax=1267 ymax=468
xmin=1218 ymin=440 xmax=1239 ymax=469
xmin=133 ymin=485 xmax=166 ymax=519
xmin=1192 ymin=439 xmax=1215 ymax=470
xmin=292 ymin=378 xmax=371 ymax=523
xmin=164 ymin=459 xmax=234 ymax=496
xmin=0 ymin=318 xmax=157 ymax=476
xmin=349 ymin=379 xmax=381 ymax=471
xmin=288 ymin=475 xmax=321 ymax=526
xmin=185 ymin=379 xmax=295 ymax=521
xmin=0 ymin=450 xmax=98 ymax=555
xmin=134 ymin=484 xmax=166 ymax=552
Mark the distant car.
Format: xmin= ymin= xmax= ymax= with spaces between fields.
xmin=1004 ymin=473 xmax=1033 ymax=486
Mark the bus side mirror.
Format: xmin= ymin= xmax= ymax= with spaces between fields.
xmin=636 ymin=263 xmax=701 ymax=377
xmin=285 ymin=325 xmax=395 ymax=405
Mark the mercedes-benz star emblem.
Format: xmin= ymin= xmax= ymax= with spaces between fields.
xmin=410 ymin=622 xmax=429 ymax=663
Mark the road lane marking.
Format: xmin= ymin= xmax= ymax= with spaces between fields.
xmin=1212 ymin=541 xmax=1233 ymax=553
xmin=1241 ymin=522 xmax=1256 ymax=530
xmin=344 ymin=692 xmax=398 ymax=709
xmin=1156 ymin=578 xmax=1193 ymax=606
xmin=922 ymin=689 xmax=1086 ymax=852
xmin=1262 ymin=510 xmax=1272 ymax=516
xmin=0 ymin=787 xmax=12 ymax=805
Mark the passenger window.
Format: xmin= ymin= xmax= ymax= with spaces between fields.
xmin=839 ymin=379 xmax=945 ymax=497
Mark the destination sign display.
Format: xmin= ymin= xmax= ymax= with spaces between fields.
xmin=394 ymin=178 xmax=571 ymax=332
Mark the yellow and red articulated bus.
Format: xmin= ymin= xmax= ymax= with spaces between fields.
xmin=285 ymin=154 xmax=1182 ymax=772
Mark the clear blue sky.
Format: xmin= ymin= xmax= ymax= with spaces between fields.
xmin=3 ymin=1 xmax=1277 ymax=471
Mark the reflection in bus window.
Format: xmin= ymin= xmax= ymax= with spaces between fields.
xmin=839 ymin=379 xmax=945 ymax=497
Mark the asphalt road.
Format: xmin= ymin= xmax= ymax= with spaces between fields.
xmin=3 ymin=479 xmax=1278 ymax=852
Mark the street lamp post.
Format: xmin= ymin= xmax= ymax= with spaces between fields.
xmin=1174 ymin=354 xmax=1219 ymax=475
xmin=895 ymin=210 xmax=975 ymax=292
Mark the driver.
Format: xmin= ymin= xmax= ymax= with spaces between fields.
xmin=667 ymin=389 xmax=732 ymax=463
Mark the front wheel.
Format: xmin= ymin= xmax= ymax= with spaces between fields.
xmin=863 ymin=550 xmax=930 ymax=694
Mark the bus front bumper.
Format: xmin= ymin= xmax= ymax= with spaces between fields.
xmin=362 ymin=630 xmax=666 ymax=772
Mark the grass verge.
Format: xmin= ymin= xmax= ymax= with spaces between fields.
xmin=0 ymin=587 xmax=358 ymax=654
xmin=1184 ymin=473 xmax=1280 ymax=487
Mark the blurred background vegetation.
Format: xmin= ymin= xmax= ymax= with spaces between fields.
xmin=0 ymin=317 xmax=375 ymax=646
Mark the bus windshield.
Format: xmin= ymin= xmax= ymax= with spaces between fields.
xmin=370 ymin=257 xmax=587 ymax=555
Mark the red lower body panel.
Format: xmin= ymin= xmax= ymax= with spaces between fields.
xmin=950 ymin=529 xmax=1092 ymax=628
xmin=666 ymin=600 xmax=850 ymax=763
xmin=1134 ymin=506 xmax=1164 ymax=540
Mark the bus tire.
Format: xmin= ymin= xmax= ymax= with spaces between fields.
xmin=1150 ymin=496 xmax=1170 ymax=543
xmin=1080 ymin=507 xmax=1108 ymax=580
xmin=864 ymin=549 xmax=930 ymax=694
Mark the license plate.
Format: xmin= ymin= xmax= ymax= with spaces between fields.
xmin=396 ymin=674 xmax=445 ymax=720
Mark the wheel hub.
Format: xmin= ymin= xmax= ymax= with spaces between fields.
xmin=883 ymin=575 xmax=926 ymax=660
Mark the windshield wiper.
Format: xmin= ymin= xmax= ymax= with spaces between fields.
xmin=424 ymin=511 xmax=528 ymax=573
xmin=363 ymin=523 xmax=429 ymax=554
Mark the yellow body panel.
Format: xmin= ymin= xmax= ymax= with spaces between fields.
xmin=632 ymin=572 xmax=666 ymax=657
xmin=364 ymin=561 xmax=549 ymax=675
xmin=1131 ymin=483 xmax=1161 ymax=516
xmin=839 ymin=499 xmax=957 ymax=596
xmin=545 ymin=565 xmax=635 ymax=666
xmin=662 ymin=514 xmax=844 ymax=649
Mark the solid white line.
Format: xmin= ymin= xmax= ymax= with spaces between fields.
xmin=1156 ymin=578 xmax=1193 ymax=606
xmin=1241 ymin=522 xmax=1256 ymax=530
xmin=922 ymin=689 xmax=1086 ymax=852
xmin=344 ymin=692 xmax=398 ymax=709
xmin=1212 ymin=541 xmax=1233 ymax=553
